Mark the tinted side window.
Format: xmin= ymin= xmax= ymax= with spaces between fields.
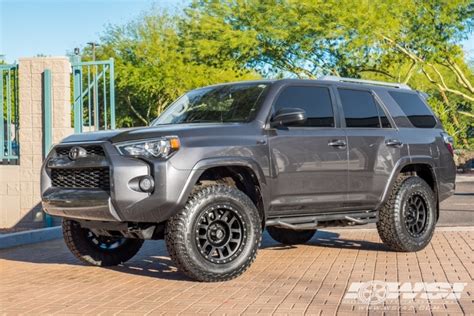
xmin=389 ymin=91 xmax=436 ymax=128
xmin=338 ymin=89 xmax=380 ymax=128
xmin=376 ymin=103 xmax=392 ymax=128
xmin=274 ymin=86 xmax=334 ymax=127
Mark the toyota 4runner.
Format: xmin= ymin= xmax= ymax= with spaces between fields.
xmin=41 ymin=76 xmax=456 ymax=282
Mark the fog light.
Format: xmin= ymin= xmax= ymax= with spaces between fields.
xmin=139 ymin=176 xmax=154 ymax=192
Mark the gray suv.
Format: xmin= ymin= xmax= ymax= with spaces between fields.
xmin=41 ymin=77 xmax=456 ymax=282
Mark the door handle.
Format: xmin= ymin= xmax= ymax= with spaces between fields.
xmin=385 ymin=139 xmax=403 ymax=147
xmin=328 ymin=139 xmax=346 ymax=148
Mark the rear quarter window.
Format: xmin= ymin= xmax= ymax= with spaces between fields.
xmin=388 ymin=91 xmax=437 ymax=128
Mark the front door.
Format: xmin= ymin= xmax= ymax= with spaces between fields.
xmin=267 ymin=84 xmax=348 ymax=215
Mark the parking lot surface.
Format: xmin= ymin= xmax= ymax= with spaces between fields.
xmin=1 ymin=227 xmax=472 ymax=315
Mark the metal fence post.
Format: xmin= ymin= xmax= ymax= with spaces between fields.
xmin=43 ymin=69 xmax=53 ymax=227
xmin=0 ymin=64 xmax=19 ymax=163
xmin=70 ymin=57 xmax=115 ymax=133
xmin=0 ymin=68 xmax=4 ymax=160
xmin=6 ymin=68 xmax=12 ymax=157
xmin=43 ymin=69 xmax=52 ymax=157
xmin=71 ymin=56 xmax=83 ymax=133
xmin=109 ymin=58 xmax=116 ymax=129
xmin=93 ymin=63 xmax=99 ymax=130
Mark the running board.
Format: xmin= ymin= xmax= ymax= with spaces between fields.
xmin=265 ymin=211 xmax=378 ymax=230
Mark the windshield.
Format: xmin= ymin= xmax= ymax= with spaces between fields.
xmin=152 ymin=83 xmax=270 ymax=125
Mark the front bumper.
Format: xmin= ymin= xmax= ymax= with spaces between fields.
xmin=42 ymin=188 xmax=118 ymax=221
xmin=41 ymin=141 xmax=190 ymax=223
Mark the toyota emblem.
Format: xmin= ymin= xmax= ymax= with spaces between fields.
xmin=69 ymin=146 xmax=87 ymax=160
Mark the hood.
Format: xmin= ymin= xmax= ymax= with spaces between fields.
xmin=60 ymin=123 xmax=257 ymax=144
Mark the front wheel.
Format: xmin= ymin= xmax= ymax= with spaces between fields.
xmin=165 ymin=185 xmax=262 ymax=282
xmin=62 ymin=219 xmax=144 ymax=266
xmin=377 ymin=175 xmax=437 ymax=252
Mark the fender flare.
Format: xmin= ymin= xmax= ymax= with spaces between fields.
xmin=376 ymin=156 xmax=438 ymax=210
xmin=176 ymin=157 xmax=270 ymax=219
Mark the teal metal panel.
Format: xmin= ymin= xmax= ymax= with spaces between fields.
xmin=73 ymin=60 xmax=114 ymax=66
xmin=87 ymin=66 xmax=92 ymax=129
xmin=70 ymin=58 xmax=116 ymax=132
xmin=42 ymin=69 xmax=53 ymax=227
xmin=73 ymin=65 xmax=83 ymax=133
xmin=93 ymin=64 xmax=99 ymax=130
xmin=103 ymin=67 xmax=107 ymax=129
xmin=6 ymin=69 xmax=12 ymax=157
xmin=43 ymin=69 xmax=52 ymax=157
xmin=0 ymin=67 xmax=4 ymax=160
xmin=0 ymin=64 xmax=19 ymax=162
xmin=109 ymin=59 xmax=116 ymax=129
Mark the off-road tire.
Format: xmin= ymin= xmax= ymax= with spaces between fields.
xmin=377 ymin=175 xmax=437 ymax=252
xmin=165 ymin=185 xmax=262 ymax=282
xmin=267 ymin=227 xmax=316 ymax=245
xmin=62 ymin=219 xmax=144 ymax=266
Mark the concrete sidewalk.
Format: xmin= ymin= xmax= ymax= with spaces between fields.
xmin=0 ymin=227 xmax=472 ymax=315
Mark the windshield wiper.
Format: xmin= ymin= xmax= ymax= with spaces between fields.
xmin=179 ymin=120 xmax=220 ymax=124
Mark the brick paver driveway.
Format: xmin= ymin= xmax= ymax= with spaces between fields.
xmin=1 ymin=228 xmax=472 ymax=315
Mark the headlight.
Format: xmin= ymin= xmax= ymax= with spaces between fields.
xmin=115 ymin=137 xmax=180 ymax=158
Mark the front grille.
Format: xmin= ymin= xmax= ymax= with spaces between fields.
xmin=56 ymin=145 xmax=105 ymax=157
xmin=51 ymin=167 xmax=110 ymax=190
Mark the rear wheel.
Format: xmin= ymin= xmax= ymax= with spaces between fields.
xmin=377 ymin=175 xmax=437 ymax=252
xmin=62 ymin=219 xmax=144 ymax=266
xmin=267 ymin=226 xmax=316 ymax=245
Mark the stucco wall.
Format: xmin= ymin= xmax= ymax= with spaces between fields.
xmin=0 ymin=57 xmax=73 ymax=228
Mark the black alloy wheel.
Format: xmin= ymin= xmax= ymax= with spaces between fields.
xmin=195 ymin=205 xmax=246 ymax=264
xmin=165 ymin=185 xmax=262 ymax=282
xmin=377 ymin=175 xmax=436 ymax=252
xmin=86 ymin=230 xmax=127 ymax=250
xmin=404 ymin=194 xmax=428 ymax=237
xmin=62 ymin=219 xmax=144 ymax=266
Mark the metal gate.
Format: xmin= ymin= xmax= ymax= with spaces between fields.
xmin=1 ymin=63 xmax=19 ymax=163
xmin=71 ymin=58 xmax=116 ymax=133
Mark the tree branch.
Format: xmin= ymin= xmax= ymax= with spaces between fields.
xmin=429 ymin=64 xmax=474 ymax=102
xmin=446 ymin=58 xmax=474 ymax=93
xmin=358 ymin=68 xmax=396 ymax=79
xmin=403 ymin=61 xmax=417 ymax=84
xmin=126 ymin=95 xmax=148 ymax=125
xmin=379 ymin=33 xmax=474 ymax=102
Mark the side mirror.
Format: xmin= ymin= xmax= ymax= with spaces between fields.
xmin=270 ymin=108 xmax=306 ymax=127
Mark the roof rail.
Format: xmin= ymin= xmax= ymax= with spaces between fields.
xmin=318 ymin=76 xmax=411 ymax=90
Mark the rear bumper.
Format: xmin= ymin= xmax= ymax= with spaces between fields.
xmin=41 ymin=141 xmax=191 ymax=223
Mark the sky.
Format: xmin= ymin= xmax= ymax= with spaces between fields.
xmin=1 ymin=0 xmax=474 ymax=64
xmin=0 ymin=0 xmax=184 ymax=63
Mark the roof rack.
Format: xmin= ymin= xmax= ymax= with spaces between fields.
xmin=318 ymin=76 xmax=411 ymax=90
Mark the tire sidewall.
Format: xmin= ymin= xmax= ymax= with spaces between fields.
xmin=182 ymin=188 xmax=261 ymax=277
xmin=63 ymin=219 xmax=143 ymax=266
xmin=394 ymin=178 xmax=436 ymax=250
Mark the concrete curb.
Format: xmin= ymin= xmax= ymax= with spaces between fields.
xmin=0 ymin=226 xmax=62 ymax=249
xmin=328 ymin=225 xmax=474 ymax=232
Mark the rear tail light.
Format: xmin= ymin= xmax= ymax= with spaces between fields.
xmin=441 ymin=132 xmax=454 ymax=156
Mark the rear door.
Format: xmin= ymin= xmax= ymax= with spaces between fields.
xmin=336 ymin=87 xmax=406 ymax=209
xmin=268 ymin=84 xmax=348 ymax=215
